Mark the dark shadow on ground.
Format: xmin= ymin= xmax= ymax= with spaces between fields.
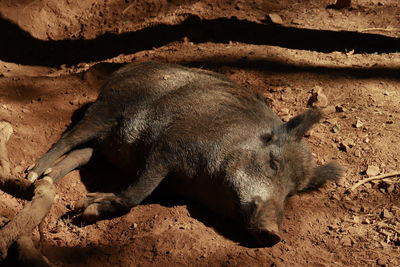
xmin=182 ymin=57 xmax=400 ymax=80
xmin=1 ymin=15 xmax=400 ymax=67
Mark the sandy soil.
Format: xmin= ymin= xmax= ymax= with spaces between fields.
xmin=1 ymin=0 xmax=400 ymax=266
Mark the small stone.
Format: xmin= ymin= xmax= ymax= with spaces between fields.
xmin=291 ymin=19 xmax=304 ymax=25
xmin=387 ymin=184 xmax=395 ymax=194
xmin=338 ymin=138 xmax=355 ymax=152
xmin=304 ymin=129 xmax=313 ymax=137
xmin=69 ymin=99 xmax=80 ymax=106
xmin=283 ymin=87 xmax=291 ymax=93
xmin=353 ymin=216 xmax=360 ymax=223
xmin=340 ymin=236 xmax=353 ymax=247
xmin=267 ymin=13 xmax=283 ymax=25
xmin=14 ymin=165 xmax=24 ymax=173
xmin=323 ymin=105 xmax=336 ymax=114
xmin=0 ymin=121 xmax=13 ymax=141
xmin=279 ymin=108 xmax=291 ymax=122
xmin=362 ymin=218 xmax=371 ymax=224
xmin=338 ymin=142 xmax=349 ymax=152
xmin=235 ymin=2 xmax=243 ymax=10
xmin=352 ymin=120 xmax=363 ymax=128
xmin=335 ymin=105 xmax=345 ymax=112
xmin=307 ymin=86 xmax=328 ymax=108
xmin=280 ymin=108 xmax=290 ymax=115
xmin=364 ymin=182 xmax=372 ymax=189
xmin=377 ymin=256 xmax=389 ymax=266
xmin=332 ymin=124 xmax=341 ymax=133
xmin=381 ymin=208 xmax=393 ymax=219
xmin=366 ymin=165 xmax=380 ymax=177
xmin=182 ymin=36 xmax=191 ymax=44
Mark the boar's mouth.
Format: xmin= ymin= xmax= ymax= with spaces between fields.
xmin=246 ymin=197 xmax=283 ymax=247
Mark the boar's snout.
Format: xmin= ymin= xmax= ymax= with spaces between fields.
xmin=247 ymin=196 xmax=283 ymax=247
xmin=251 ymin=227 xmax=281 ymax=247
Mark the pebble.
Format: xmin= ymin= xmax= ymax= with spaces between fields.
xmin=387 ymin=184 xmax=395 ymax=194
xmin=353 ymin=216 xmax=360 ymax=223
xmin=381 ymin=208 xmax=393 ymax=219
xmin=332 ymin=124 xmax=341 ymax=133
xmin=69 ymin=99 xmax=81 ymax=106
xmin=354 ymin=150 xmax=362 ymax=157
xmin=14 ymin=165 xmax=24 ymax=173
xmin=291 ymin=19 xmax=304 ymax=25
xmin=352 ymin=119 xmax=363 ymax=128
xmin=338 ymin=142 xmax=349 ymax=152
xmin=366 ymin=165 xmax=380 ymax=177
xmin=267 ymin=13 xmax=283 ymax=25
xmin=340 ymin=236 xmax=353 ymax=247
xmin=335 ymin=105 xmax=345 ymax=112
xmin=338 ymin=138 xmax=354 ymax=152
xmin=362 ymin=218 xmax=371 ymax=224
xmin=307 ymin=86 xmax=328 ymax=108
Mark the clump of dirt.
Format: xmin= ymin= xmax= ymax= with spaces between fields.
xmin=1 ymin=0 xmax=400 ymax=266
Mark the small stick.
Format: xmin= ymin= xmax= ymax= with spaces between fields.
xmin=0 ymin=121 xmax=55 ymax=265
xmin=358 ymin=27 xmax=398 ymax=33
xmin=377 ymin=223 xmax=400 ymax=235
xmin=350 ymin=171 xmax=400 ymax=191
xmin=0 ymin=177 xmax=56 ymax=260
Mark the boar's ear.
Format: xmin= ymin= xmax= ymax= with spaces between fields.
xmin=284 ymin=109 xmax=322 ymax=140
xmin=302 ymin=161 xmax=343 ymax=191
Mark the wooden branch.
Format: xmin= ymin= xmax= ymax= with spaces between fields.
xmin=350 ymin=171 xmax=400 ymax=191
xmin=0 ymin=177 xmax=56 ymax=260
xmin=0 ymin=121 xmax=55 ymax=265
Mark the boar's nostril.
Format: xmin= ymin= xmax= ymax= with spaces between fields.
xmin=252 ymin=228 xmax=281 ymax=247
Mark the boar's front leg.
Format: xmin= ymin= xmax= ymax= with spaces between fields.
xmin=78 ymin=151 xmax=169 ymax=222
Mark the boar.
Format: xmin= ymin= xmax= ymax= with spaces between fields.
xmin=27 ymin=62 xmax=342 ymax=246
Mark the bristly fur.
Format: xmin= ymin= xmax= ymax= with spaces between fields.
xmin=284 ymin=108 xmax=322 ymax=140
xmin=301 ymin=161 xmax=343 ymax=192
xmin=28 ymin=62 xmax=343 ymax=247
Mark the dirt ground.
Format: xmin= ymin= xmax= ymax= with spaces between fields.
xmin=0 ymin=0 xmax=400 ymax=266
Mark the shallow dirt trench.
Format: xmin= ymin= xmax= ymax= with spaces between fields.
xmin=1 ymin=0 xmax=400 ymax=266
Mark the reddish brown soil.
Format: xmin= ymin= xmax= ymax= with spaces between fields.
xmin=1 ymin=0 xmax=400 ymax=266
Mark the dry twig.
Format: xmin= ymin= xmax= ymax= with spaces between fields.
xmin=350 ymin=172 xmax=400 ymax=192
xmin=0 ymin=121 xmax=55 ymax=266
xmin=358 ymin=27 xmax=399 ymax=33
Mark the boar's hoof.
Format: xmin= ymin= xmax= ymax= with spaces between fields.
xmin=75 ymin=192 xmax=131 ymax=222
xmin=82 ymin=203 xmax=102 ymax=222
xmin=251 ymin=228 xmax=281 ymax=247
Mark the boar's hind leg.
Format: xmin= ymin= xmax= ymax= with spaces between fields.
xmin=28 ymin=118 xmax=110 ymax=182
xmin=79 ymin=152 xmax=169 ymax=222
xmin=43 ymin=148 xmax=94 ymax=183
